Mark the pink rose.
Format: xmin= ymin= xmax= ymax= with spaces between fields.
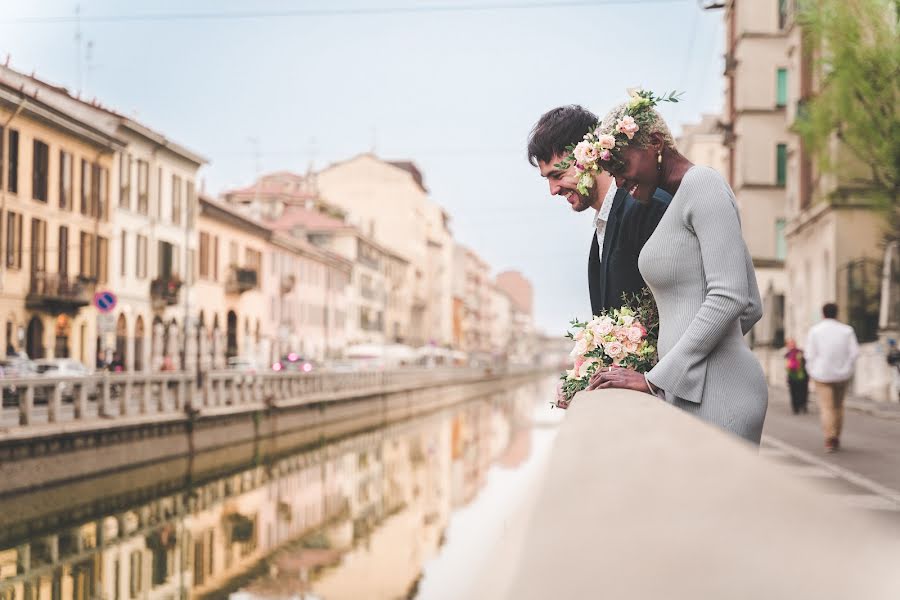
xmin=599 ymin=149 xmax=612 ymax=162
xmin=624 ymin=340 xmax=639 ymax=354
xmin=591 ymin=316 xmax=614 ymax=338
xmin=597 ymin=134 xmax=616 ymax=150
xmin=605 ymin=341 xmax=624 ymax=360
xmin=616 ymin=116 xmax=640 ymax=140
xmin=627 ymin=326 xmax=643 ymax=343
xmin=573 ymin=140 xmax=600 ymax=165
xmin=614 ymin=326 xmax=629 ymax=341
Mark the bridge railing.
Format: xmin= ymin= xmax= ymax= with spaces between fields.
xmin=472 ymin=389 xmax=900 ymax=599
xmin=0 ymin=366 xmax=527 ymax=431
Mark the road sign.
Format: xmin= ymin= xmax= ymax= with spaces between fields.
xmin=93 ymin=290 xmax=117 ymax=313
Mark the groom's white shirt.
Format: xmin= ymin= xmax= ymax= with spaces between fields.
xmin=593 ymin=182 xmax=618 ymax=263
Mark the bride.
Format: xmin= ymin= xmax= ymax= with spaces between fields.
xmin=580 ymin=91 xmax=768 ymax=445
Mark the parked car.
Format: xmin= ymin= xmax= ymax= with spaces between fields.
xmin=33 ymin=358 xmax=96 ymax=400
xmin=0 ymin=355 xmax=43 ymax=406
xmin=272 ymin=354 xmax=316 ymax=373
xmin=227 ymin=356 xmax=268 ymax=384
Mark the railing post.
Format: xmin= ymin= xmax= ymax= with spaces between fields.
xmin=158 ymin=377 xmax=168 ymax=413
xmin=48 ymin=383 xmax=62 ymax=423
xmin=123 ymin=378 xmax=133 ymax=416
xmin=101 ymin=376 xmax=112 ymax=418
xmin=76 ymin=382 xmax=89 ymax=420
xmin=19 ymin=386 xmax=34 ymax=426
xmin=175 ymin=376 xmax=185 ymax=411
xmin=141 ymin=377 xmax=151 ymax=414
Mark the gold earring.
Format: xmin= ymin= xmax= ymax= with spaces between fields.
xmin=657 ymin=150 xmax=663 ymax=171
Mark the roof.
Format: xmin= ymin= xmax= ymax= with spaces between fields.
xmin=0 ymin=63 xmax=206 ymax=165
xmin=199 ymin=195 xmax=271 ymax=238
xmin=387 ymin=160 xmax=428 ymax=193
xmin=0 ymin=79 xmax=125 ymax=151
xmin=266 ymin=205 xmax=351 ymax=232
xmin=318 ymin=152 xmax=429 ymax=194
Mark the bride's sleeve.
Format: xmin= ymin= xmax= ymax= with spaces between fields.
xmin=740 ymin=246 xmax=763 ymax=335
xmin=645 ymin=168 xmax=755 ymax=404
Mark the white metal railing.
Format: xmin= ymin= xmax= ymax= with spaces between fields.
xmin=0 ymin=366 xmax=527 ymax=432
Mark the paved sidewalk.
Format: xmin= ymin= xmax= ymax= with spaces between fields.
xmin=770 ymin=382 xmax=900 ymax=421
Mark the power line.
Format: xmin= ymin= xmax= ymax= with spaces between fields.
xmin=0 ymin=0 xmax=690 ymax=25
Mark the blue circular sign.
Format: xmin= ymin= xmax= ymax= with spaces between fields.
xmin=93 ymin=290 xmax=117 ymax=313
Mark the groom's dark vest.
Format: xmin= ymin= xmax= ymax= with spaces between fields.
xmin=588 ymin=187 xmax=671 ymax=316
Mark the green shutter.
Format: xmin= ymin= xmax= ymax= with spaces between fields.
xmin=776 ymin=68 xmax=788 ymax=107
xmin=776 ymin=144 xmax=787 ymax=186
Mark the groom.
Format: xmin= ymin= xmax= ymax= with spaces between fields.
xmin=527 ymin=105 xmax=670 ymax=317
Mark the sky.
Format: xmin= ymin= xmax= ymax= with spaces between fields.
xmin=0 ymin=0 xmax=726 ymax=335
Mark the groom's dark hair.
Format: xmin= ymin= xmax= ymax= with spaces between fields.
xmin=527 ymin=105 xmax=598 ymax=167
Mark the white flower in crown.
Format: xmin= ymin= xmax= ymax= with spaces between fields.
xmin=573 ymin=140 xmax=601 ymax=166
xmin=577 ymin=172 xmax=594 ymax=195
xmin=616 ymin=116 xmax=640 ymax=139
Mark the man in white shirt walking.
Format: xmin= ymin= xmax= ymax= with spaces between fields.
xmin=804 ymin=303 xmax=860 ymax=453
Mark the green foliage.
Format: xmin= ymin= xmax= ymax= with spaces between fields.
xmin=794 ymin=0 xmax=900 ymax=237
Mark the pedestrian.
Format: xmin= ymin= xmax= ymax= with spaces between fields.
xmin=887 ymin=339 xmax=900 ymax=402
xmin=784 ymin=339 xmax=809 ymax=414
xmin=804 ymin=303 xmax=859 ymax=453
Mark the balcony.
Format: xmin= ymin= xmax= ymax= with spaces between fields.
xmin=25 ymin=272 xmax=92 ymax=313
xmin=226 ymin=266 xmax=258 ymax=295
xmin=150 ymin=276 xmax=182 ymax=308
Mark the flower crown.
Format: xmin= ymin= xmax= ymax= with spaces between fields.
xmin=556 ymin=89 xmax=683 ymax=195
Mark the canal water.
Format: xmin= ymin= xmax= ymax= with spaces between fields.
xmin=0 ymin=375 xmax=560 ymax=600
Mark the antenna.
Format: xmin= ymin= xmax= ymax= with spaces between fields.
xmin=74 ymin=4 xmax=82 ymax=94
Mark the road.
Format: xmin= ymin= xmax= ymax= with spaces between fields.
xmin=761 ymin=385 xmax=900 ymax=536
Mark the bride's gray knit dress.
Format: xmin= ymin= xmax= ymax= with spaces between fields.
xmin=640 ymin=166 xmax=768 ymax=444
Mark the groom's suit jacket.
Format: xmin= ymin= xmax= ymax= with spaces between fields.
xmin=588 ymin=187 xmax=671 ymax=316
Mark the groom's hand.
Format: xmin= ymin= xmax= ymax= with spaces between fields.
xmin=587 ymin=366 xmax=651 ymax=394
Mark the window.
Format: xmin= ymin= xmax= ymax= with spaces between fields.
xmin=158 ymin=241 xmax=174 ymax=279
xmin=120 ymin=231 xmax=128 ymax=277
xmin=136 ymin=235 xmax=148 ymax=279
xmin=58 ymin=226 xmax=69 ymax=276
xmin=79 ymin=232 xmax=94 ymax=278
xmin=0 ymin=127 xmax=19 ymax=193
xmin=97 ymin=236 xmax=109 ymax=284
xmin=59 ymin=150 xmax=73 ymax=210
xmin=81 ymin=159 xmax=92 ymax=216
xmin=186 ymin=181 xmax=196 ymax=228
xmin=775 ymin=219 xmax=787 ymax=261
xmin=137 ymin=160 xmax=149 ymax=215
xmin=199 ymin=232 xmax=210 ymax=279
xmin=213 ymin=235 xmax=219 ymax=280
xmin=119 ymin=153 xmax=131 ymax=209
xmin=99 ymin=166 xmax=109 ymax=220
xmin=246 ymin=248 xmax=262 ymax=287
xmin=5 ymin=210 xmax=22 ymax=269
xmin=30 ymin=218 xmax=47 ymax=273
xmin=229 ymin=241 xmax=238 ymax=267
xmin=157 ymin=167 xmax=163 ymax=219
xmin=32 ymin=140 xmax=49 ymax=202
xmin=778 ymin=0 xmax=789 ymax=29
xmin=172 ymin=174 xmax=182 ymax=225
xmin=776 ymin=68 xmax=788 ymax=107
xmin=776 ymin=143 xmax=788 ymax=186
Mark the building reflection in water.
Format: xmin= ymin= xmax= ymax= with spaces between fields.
xmin=0 ymin=379 xmax=546 ymax=600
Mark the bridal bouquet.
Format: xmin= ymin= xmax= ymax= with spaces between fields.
xmin=558 ymin=290 xmax=659 ymax=405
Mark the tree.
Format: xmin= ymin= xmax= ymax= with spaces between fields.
xmin=794 ymin=0 xmax=900 ymax=240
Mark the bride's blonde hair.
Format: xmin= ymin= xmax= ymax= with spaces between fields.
xmin=598 ymin=102 xmax=676 ymax=149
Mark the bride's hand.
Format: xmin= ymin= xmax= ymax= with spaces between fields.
xmin=587 ymin=366 xmax=652 ymax=394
